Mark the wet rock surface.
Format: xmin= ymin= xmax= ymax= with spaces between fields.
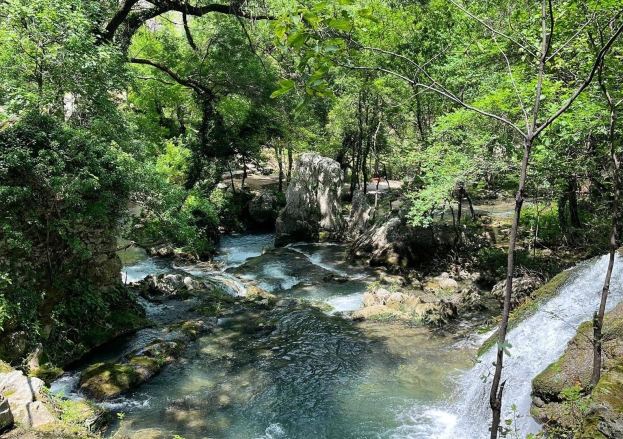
xmin=133 ymin=273 xmax=210 ymax=301
xmin=79 ymin=319 xmax=216 ymax=401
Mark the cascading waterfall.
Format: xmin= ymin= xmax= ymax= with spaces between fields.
xmin=396 ymin=254 xmax=623 ymax=439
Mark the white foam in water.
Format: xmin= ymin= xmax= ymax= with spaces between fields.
xmin=287 ymin=245 xmax=352 ymax=277
xmin=50 ymin=372 xmax=82 ymax=400
xmin=391 ymin=406 xmax=457 ymax=439
xmin=327 ymin=292 xmax=364 ymax=312
xmin=256 ymin=423 xmax=287 ymax=439
xmin=216 ymin=233 xmax=274 ymax=268
xmin=103 ymin=397 xmax=151 ymax=411
xmin=122 ymin=258 xmax=169 ymax=283
xmin=393 ymin=253 xmax=623 ymax=438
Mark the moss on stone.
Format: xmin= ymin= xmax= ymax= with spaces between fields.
xmin=79 ymin=362 xmax=142 ymax=400
xmin=478 ymin=269 xmax=573 ymax=356
xmin=0 ymin=359 xmax=12 ymax=373
xmin=30 ymin=365 xmax=64 ymax=386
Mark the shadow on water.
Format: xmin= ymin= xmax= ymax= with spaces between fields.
xmin=112 ymin=300 xmax=475 ymax=439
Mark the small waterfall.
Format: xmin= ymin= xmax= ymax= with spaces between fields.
xmin=395 ymin=253 xmax=623 ymax=438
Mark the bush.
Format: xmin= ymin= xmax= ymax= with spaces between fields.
xmin=520 ymin=204 xmax=563 ymax=245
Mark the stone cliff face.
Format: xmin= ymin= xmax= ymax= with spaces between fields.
xmin=275 ymin=153 xmax=345 ymax=247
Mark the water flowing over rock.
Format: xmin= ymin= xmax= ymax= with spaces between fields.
xmin=445 ymin=254 xmax=623 ymax=438
xmin=532 ymin=300 xmax=623 ymax=436
xmin=274 ymin=153 xmax=345 ymax=247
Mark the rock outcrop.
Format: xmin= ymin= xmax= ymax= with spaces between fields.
xmin=353 ymin=285 xmax=458 ymax=325
xmin=350 ymin=216 xmax=451 ymax=270
xmin=347 ymin=190 xmax=371 ymax=238
xmin=531 ymin=300 xmax=623 ymax=437
xmin=491 ymin=275 xmax=543 ymax=309
xmin=275 ymin=153 xmax=345 ymax=247
xmin=136 ymin=274 xmax=208 ymax=301
xmin=0 ymin=371 xmax=55 ymax=428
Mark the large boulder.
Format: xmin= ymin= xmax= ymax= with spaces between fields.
xmin=275 ymin=153 xmax=345 ymax=246
xmin=491 ymin=275 xmax=542 ymax=309
xmin=350 ymin=216 xmax=450 ymax=270
xmin=0 ymin=371 xmax=55 ymax=428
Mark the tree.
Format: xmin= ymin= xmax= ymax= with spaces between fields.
xmin=590 ymin=16 xmax=623 ymax=388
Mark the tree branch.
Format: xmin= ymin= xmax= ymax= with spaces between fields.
xmin=182 ymin=12 xmax=198 ymax=52
xmin=103 ymin=0 xmax=274 ymax=46
xmin=448 ymin=0 xmax=538 ymax=59
xmin=534 ymin=15 xmax=623 ymax=138
xmin=130 ymin=57 xmax=212 ymax=97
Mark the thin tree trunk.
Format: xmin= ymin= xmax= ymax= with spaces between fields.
xmin=241 ymin=155 xmax=247 ymax=189
xmin=489 ymin=139 xmax=532 ymax=438
xmin=287 ymin=146 xmax=293 ymax=185
xmin=465 ymin=190 xmax=476 ymax=220
xmin=592 ymin=60 xmax=620 ymax=387
xmin=457 ymin=185 xmax=464 ymax=225
xmin=275 ymin=143 xmax=284 ymax=193
xmin=568 ymin=177 xmax=581 ymax=228
xmin=229 ymin=168 xmax=236 ymax=194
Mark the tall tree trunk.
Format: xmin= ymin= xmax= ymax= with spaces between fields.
xmin=287 ymin=146 xmax=293 ymax=185
xmin=275 ymin=144 xmax=284 ymax=193
xmin=592 ymin=62 xmax=620 ymax=387
xmin=241 ymin=155 xmax=247 ymax=189
xmin=568 ymin=176 xmax=581 ymax=228
xmin=489 ymin=139 xmax=532 ymax=438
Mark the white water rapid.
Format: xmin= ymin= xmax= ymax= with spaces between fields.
xmin=394 ymin=253 xmax=623 ymax=438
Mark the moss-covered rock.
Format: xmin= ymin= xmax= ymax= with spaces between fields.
xmin=578 ymin=363 xmax=623 ymax=439
xmin=79 ymin=362 xmax=143 ymax=400
xmin=531 ymin=300 xmax=623 ymax=437
xmin=30 ymin=365 xmax=64 ymax=386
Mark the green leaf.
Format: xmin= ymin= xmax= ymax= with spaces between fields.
xmin=270 ymin=79 xmax=295 ymax=98
xmin=497 ymin=340 xmax=512 ymax=357
xmin=286 ymin=30 xmax=307 ymax=48
xmin=328 ymin=18 xmax=352 ymax=32
xmin=338 ymin=0 xmax=355 ymax=5
xmin=312 ymin=2 xmax=327 ymax=12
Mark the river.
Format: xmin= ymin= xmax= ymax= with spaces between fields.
xmin=52 ymin=234 xmax=623 ymax=438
